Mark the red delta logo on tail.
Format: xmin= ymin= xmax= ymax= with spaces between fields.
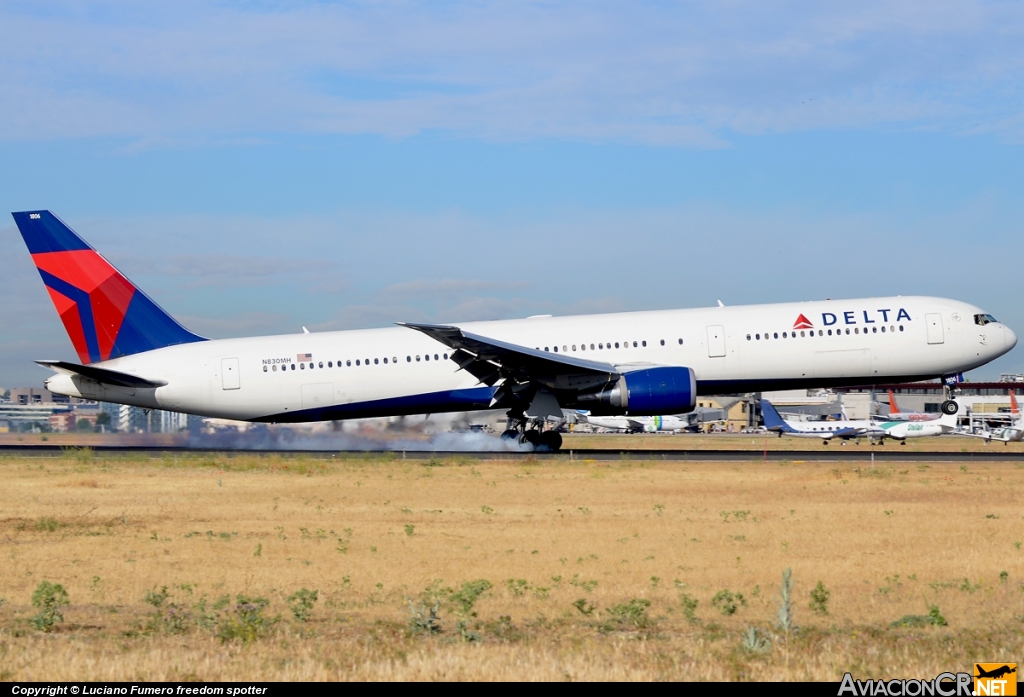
xmin=793 ymin=314 xmax=814 ymax=330
xmin=34 ymin=249 xmax=136 ymax=364
xmin=12 ymin=210 xmax=204 ymax=365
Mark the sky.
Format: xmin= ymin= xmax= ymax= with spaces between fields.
xmin=1 ymin=0 xmax=1023 ymax=387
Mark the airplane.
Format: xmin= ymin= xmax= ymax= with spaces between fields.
xmin=761 ymin=399 xmax=883 ymax=442
xmin=576 ymin=413 xmax=692 ymax=433
xmin=885 ymin=390 xmax=940 ymax=421
xmin=961 ymin=392 xmax=1024 ymax=443
xmin=873 ymin=413 xmax=960 ymax=443
xmin=11 ymin=210 xmax=1018 ymax=452
xmin=761 ymin=399 xmax=959 ymax=444
xmin=974 ymin=665 xmax=1017 ymax=681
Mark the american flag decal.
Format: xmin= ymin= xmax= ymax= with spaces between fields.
xmin=297 ymin=353 xmax=312 ymax=362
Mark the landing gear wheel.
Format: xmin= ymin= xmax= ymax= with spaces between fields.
xmin=941 ymin=400 xmax=959 ymax=415
xmin=520 ymin=429 xmax=541 ymax=447
xmin=537 ymin=431 xmax=562 ymax=452
xmin=500 ymin=429 xmax=519 ymax=441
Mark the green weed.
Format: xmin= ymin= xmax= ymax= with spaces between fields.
xmin=30 ymin=581 xmax=69 ymax=632
xmin=891 ymin=604 xmax=947 ymax=628
xmin=810 ymin=581 xmax=830 ymax=616
xmin=711 ymin=589 xmax=746 ymax=616
xmin=287 ymin=588 xmax=318 ymax=622
xmin=603 ymin=598 xmax=653 ymax=630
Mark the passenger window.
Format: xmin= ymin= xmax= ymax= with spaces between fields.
xmin=660 ymin=339 xmax=665 ymax=346
xmin=263 ymin=365 xmax=268 ymax=372
xmin=783 ymin=332 xmax=787 ymax=338
xmin=872 ymin=327 xmax=877 ymax=333
xmin=890 ymin=326 xmax=895 ymax=332
xmin=383 ymin=357 xmax=388 ymax=364
xmin=633 ymin=341 xmax=638 ymax=347
xmin=591 ymin=344 xmax=596 ymax=350
xmin=443 ymin=354 xmax=447 ymax=360
xmin=374 ymin=358 xmax=379 ymax=364
xmin=598 ymin=343 xmax=602 ymax=349
xmin=319 ymin=362 xmax=323 ymax=368
xmin=407 ymin=356 xmax=411 ymax=362
xmin=845 ymin=329 xmax=850 ymax=335
xmin=347 ymin=360 xmax=351 ymax=366
xmin=291 ymin=364 xmax=295 ymax=370
xmin=755 ymin=334 xmax=759 ymax=340
xmin=800 ymin=331 xmax=805 ymax=337
xmin=553 ymin=346 xmax=558 ymax=353
xmin=416 ymin=355 xmax=421 ymax=361
xmin=899 ymin=325 xmax=904 ymax=331
xmin=272 ymin=364 xmax=277 ymax=371
xmin=678 ymin=338 xmax=683 ymax=345
xmin=748 ymin=334 xmax=752 ymax=341
xmin=572 ymin=345 xmax=577 ymax=351
xmin=642 ymin=341 xmax=647 ymax=347
xmin=300 ymin=363 xmax=305 ymax=370
xmin=394 ymin=357 xmax=399 ymax=363
xmin=328 ymin=361 xmax=332 ymax=368
xmin=355 ymin=360 xmax=360 ymax=366
xmin=434 ymin=354 xmax=439 ymax=361
xmin=425 ymin=354 xmax=430 ymax=361
xmin=614 ymin=342 xmax=619 ymax=348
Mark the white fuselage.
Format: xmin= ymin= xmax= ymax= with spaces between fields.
xmin=43 ymin=295 xmax=1017 ymax=423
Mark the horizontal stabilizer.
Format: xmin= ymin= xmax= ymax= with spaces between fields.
xmin=36 ymin=360 xmax=167 ymax=389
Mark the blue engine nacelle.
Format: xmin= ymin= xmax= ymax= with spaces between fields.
xmin=576 ymin=366 xmax=696 ymax=415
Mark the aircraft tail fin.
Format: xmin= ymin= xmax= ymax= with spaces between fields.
xmin=1011 ymin=391 xmax=1019 ymax=416
xmin=12 ymin=211 xmax=206 ymax=364
xmin=888 ymin=390 xmax=901 ymax=414
xmin=760 ymin=399 xmax=795 ymax=432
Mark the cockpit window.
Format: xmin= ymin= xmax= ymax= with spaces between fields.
xmin=975 ymin=314 xmax=998 ymax=326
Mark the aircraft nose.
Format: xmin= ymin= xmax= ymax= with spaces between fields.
xmin=1005 ymin=325 xmax=1018 ymax=351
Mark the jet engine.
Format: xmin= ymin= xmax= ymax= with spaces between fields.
xmin=576 ymin=366 xmax=696 ymax=416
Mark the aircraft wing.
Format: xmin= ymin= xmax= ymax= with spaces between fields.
xmin=397 ymin=322 xmax=619 ymax=390
xmin=35 ymin=360 xmax=167 ymax=389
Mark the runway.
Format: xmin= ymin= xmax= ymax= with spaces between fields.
xmin=1 ymin=444 xmax=1022 ymax=461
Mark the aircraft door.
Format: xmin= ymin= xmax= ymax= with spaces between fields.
xmin=221 ymin=358 xmax=240 ymax=390
xmin=707 ymin=325 xmax=726 ymax=358
xmin=925 ymin=313 xmax=944 ymax=345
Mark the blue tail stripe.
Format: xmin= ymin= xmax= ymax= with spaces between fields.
xmin=13 ymin=211 xmax=92 ymax=254
xmin=37 ymin=268 xmax=101 ymax=363
xmin=112 ymin=292 xmax=206 ymax=358
xmin=760 ymin=399 xmax=795 ymax=432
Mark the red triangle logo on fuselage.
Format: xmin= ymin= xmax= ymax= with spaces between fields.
xmin=793 ymin=314 xmax=814 ymax=329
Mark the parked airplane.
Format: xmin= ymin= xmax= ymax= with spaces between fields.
xmin=885 ymin=390 xmax=940 ymax=421
xmin=874 ymin=414 xmax=960 ymax=443
xmin=962 ymin=393 xmax=1024 ymax=443
xmin=761 ymin=399 xmax=959 ymax=444
xmin=12 ymin=211 xmax=1018 ymax=451
xmin=577 ymin=413 xmax=691 ymax=433
xmin=761 ymin=399 xmax=882 ymax=442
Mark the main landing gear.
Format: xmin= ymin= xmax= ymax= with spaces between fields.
xmin=500 ymin=410 xmax=563 ymax=452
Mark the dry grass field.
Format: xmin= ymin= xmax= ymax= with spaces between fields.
xmin=0 ymin=450 xmax=1022 ymax=681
